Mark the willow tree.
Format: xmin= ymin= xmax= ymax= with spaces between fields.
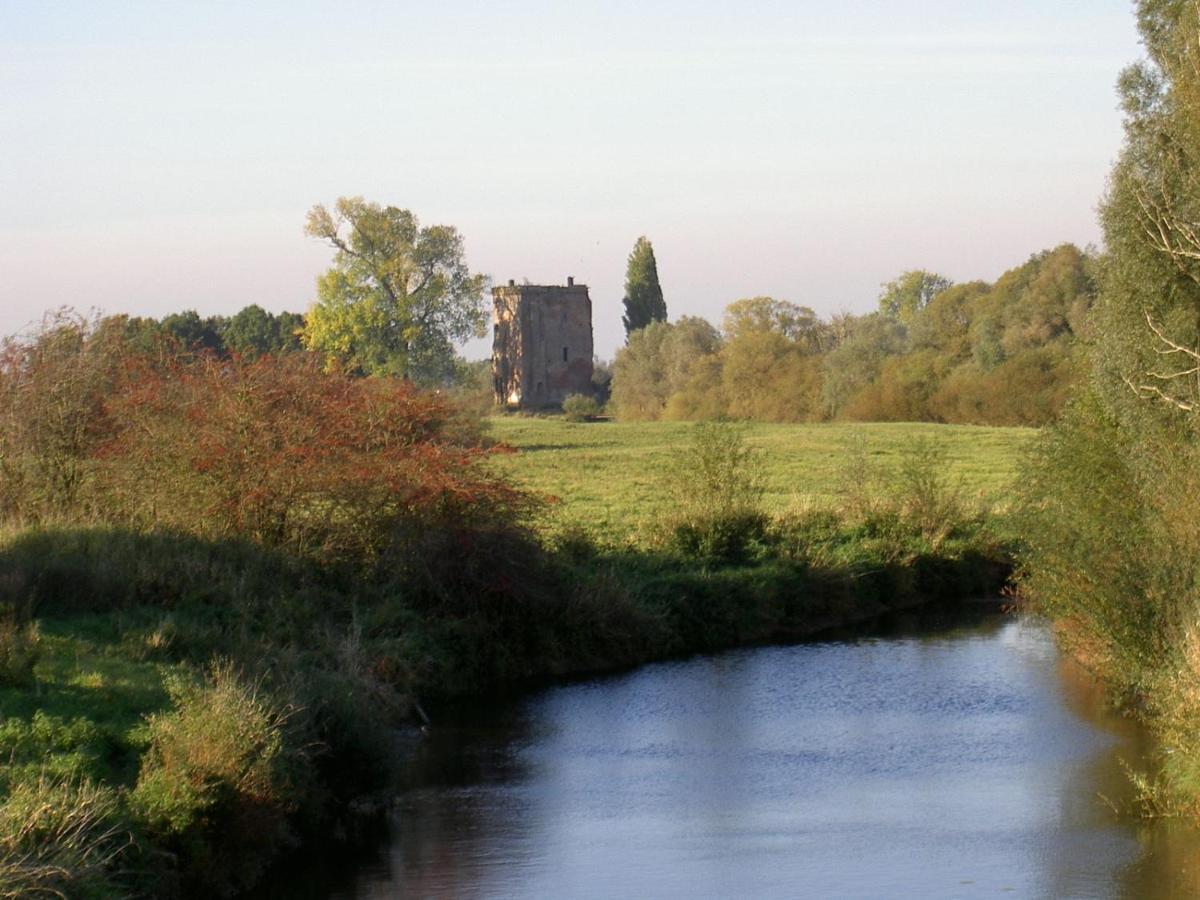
xmin=1019 ymin=1 xmax=1200 ymax=703
xmin=302 ymin=197 xmax=487 ymax=383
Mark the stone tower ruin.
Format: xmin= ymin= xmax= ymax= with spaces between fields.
xmin=492 ymin=278 xmax=594 ymax=408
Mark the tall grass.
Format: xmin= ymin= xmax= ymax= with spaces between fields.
xmin=0 ymin=777 xmax=131 ymax=900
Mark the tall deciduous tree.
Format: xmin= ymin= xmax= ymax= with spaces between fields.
xmin=621 ymin=236 xmax=667 ymax=339
xmin=878 ymin=270 xmax=953 ymax=325
xmin=1018 ymin=1 xmax=1200 ymax=713
xmin=302 ymin=197 xmax=487 ymax=383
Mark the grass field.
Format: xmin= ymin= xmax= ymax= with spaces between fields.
xmin=486 ymin=417 xmax=1036 ymax=540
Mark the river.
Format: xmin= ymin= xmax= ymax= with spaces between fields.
xmin=268 ymin=603 xmax=1200 ymax=898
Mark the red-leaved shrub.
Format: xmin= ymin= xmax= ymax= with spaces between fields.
xmin=101 ymin=353 xmax=527 ymax=560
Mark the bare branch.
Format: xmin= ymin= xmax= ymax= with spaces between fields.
xmin=1144 ymin=309 xmax=1200 ymax=359
xmin=1121 ymin=372 xmax=1197 ymax=411
xmin=1148 ymin=366 xmax=1200 ymax=380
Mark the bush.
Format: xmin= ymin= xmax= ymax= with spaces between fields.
xmin=0 ymin=618 xmax=38 ymax=689
xmin=0 ymin=311 xmax=129 ymax=523
xmin=664 ymin=511 xmax=771 ymax=563
xmin=833 ymin=433 xmax=889 ymax=522
xmin=561 ymin=393 xmax=602 ymax=422
xmin=833 ymin=434 xmax=969 ymax=551
xmin=131 ymin=661 xmax=303 ymax=896
xmin=891 ymin=437 xmax=967 ymax=548
xmin=659 ymin=422 xmax=768 ymax=562
xmin=100 ymin=353 xmax=524 ymax=562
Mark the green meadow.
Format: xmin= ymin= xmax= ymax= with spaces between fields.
xmin=486 ymin=417 xmax=1035 ymax=541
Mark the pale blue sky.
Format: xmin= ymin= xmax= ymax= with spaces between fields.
xmin=1 ymin=1 xmax=1141 ymax=358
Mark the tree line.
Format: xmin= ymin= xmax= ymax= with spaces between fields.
xmin=62 ymin=202 xmax=1093 ymax=431
xmin=97 ymin=305 xmax=306 ymax=359
xmin=607 ymin=243 xmax=1095 ymax=427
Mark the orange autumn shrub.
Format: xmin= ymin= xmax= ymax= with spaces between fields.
xmin=100 ymin=352 xmax=527 ymax=561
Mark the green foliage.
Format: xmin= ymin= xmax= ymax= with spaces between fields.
xmin=610 ymin=319 xmax=723 ymax=420
xmin=445 ymin=356 xmax=496 ymax=418
xmin=132 ymin=661 xmax=300 ymax=896
xmin=606 ymin=246 xmax=1089 ymax=427
xmin=891 ymin=438 xmax=967 ymax=547
xmin=0 ymin=777 xmax=131 ymax=900
xmin=659 ymin=422 xmax=769 ymax=562
xmin=668 ymin=422 xmax=764 ymax=520
xmin=878 ymin=270 xmax=953 ymax=324
xmin=1015 ymin=1 xmax=1200 ymax=820
xmin=821 ymin=314 xmax=909 ymax=417
xmin=0 ymin=712 xmax=114 ymax=788
xmin=302 ymin=197 xmax=487 ymax=383
xmin=721 ymin=331 xmax=824 ymax=422
xmin=221 ymin=305 xmax=305 ymax=357
xmin=1016 ymin=391 xmax=1170 ymax=695
xmin=561 ymin=393 xmax=602 ymax=422
xmin=159 ymin=311 xmax=226 ymax=355
xmin=0 ymin=618 xmax=39 ymax=689
xmin=621 ymin=236 xmax=667 ymax=338
xmin=721 ymin=296 xmax=823 ymax=350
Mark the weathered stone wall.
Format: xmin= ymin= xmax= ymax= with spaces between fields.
xmin=493 ymin=281 xmax=594 ymax=408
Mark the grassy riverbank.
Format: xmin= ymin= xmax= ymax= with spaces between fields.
xmin=0 ymin=522 xmax=1011 ymax=897
xmin=0 ymin=400 xmax=1026 ymax=896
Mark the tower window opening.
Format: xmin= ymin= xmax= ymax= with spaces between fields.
xmin=563 ymin=346 xmax=569 ymax=362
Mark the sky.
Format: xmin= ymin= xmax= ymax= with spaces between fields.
xmin=1 ymin=1 xmax=1143 ymax=360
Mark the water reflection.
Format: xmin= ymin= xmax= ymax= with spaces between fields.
xmin=294 ymin=604 xmax=1200 ymax=899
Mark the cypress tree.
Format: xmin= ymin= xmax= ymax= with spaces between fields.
xmin=621 ymin=236 xmax=667 ymax=340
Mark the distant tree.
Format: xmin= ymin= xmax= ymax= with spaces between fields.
xmin=621 ymin=236 xmax=667 ymax=339
xmin=302 ymin=197 xmax=487 ymax=382
xmin=274 ymin=312 xmax=306 ymax=353
xmin=160 ymin=310 xmax=226 ymax=354
xmin=842 ymin=349 xmax=947 ymax=422
xmin=721 ymin=331 xmax=824 ymax=422
xmin=663 ymin=316 xmax=723 ymax=389
xmin=721 ymin=297 xmax=823 ymax=352
xmin=222 ymin=305 xmax=274 ymax=356
xmin=591 ymin=357 xmax=614 ymax=405
xmin=821 ymin=314 xmax=908 ymax=417
xmin=663 ymin=354 xmax=725 ymax=421
xmin=610 ymin=317 xmax=722 ymax=420
xmin=611 ymin=321 xmax=672 ymax=419
xmin=878 ymin=270 xmax=953 ymax=324
xmin=223 ymin=305 xmax=305 ymax=357
xmin=822 ymin=311 xmax=858 ymax=353
xmin=908 ymin=282 xmax=988 ymax=358
xmin=95 ymin=314 xmax=169 ymax=356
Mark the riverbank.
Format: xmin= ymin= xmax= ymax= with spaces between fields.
xmin=278 ymin=607 xmax=1191 ymax=900
xmin=0 ymin=333 xmax=1023 ymax=896
xmin=0 ymin=508 xmax=1011 ymax=898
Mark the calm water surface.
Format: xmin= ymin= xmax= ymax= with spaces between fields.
xmin=287 ymin=605 xmax=1200 ymax=898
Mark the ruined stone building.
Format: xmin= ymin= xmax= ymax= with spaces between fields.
xmin=492 ymin=278 xmax=594 ymax=408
